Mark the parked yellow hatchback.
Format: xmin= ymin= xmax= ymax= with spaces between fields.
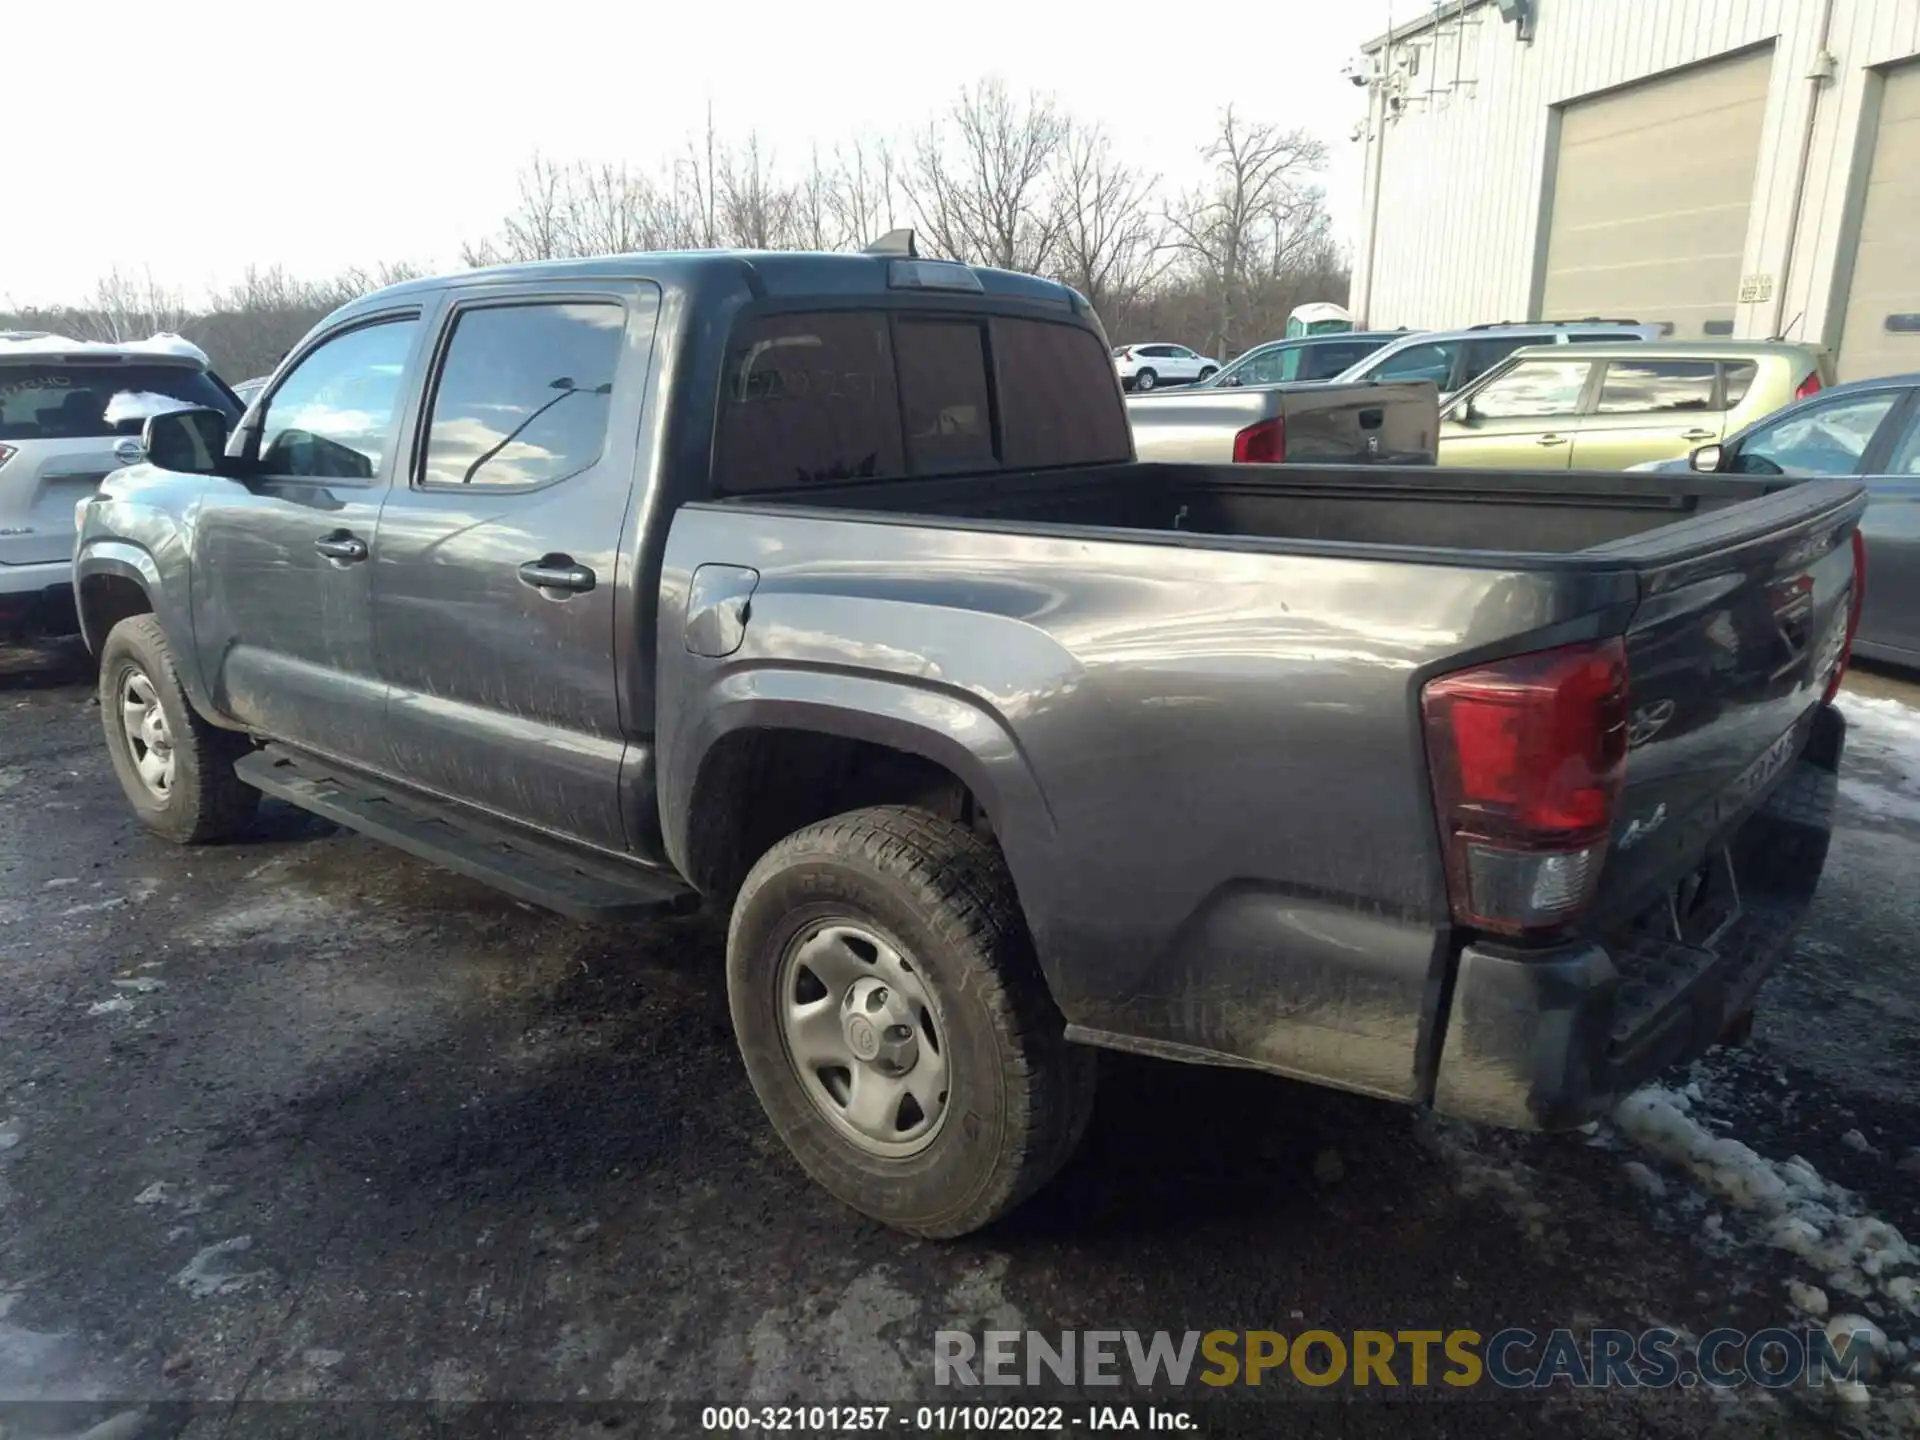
xmin=1436 ymin=341 xmax=1834 ymax=469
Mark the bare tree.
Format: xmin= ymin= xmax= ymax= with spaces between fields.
xmin=1048 ymin=122 xmax=1167 ymax=321
xmin=68 ymin=268 xmax=193 ymax=344
xmin=717 ymin=133 xmax=796 ymax=249
xmin=905 ymin=80 xmax=1067 ymax=270
xmin=1165 ymin=107 xmax=1331 ymax=356
xmin=827 ymin=137 xmax=903 ymax=251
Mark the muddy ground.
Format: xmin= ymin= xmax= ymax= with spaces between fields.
xmin=2 ymin=639 xmax=1918 ymax=1439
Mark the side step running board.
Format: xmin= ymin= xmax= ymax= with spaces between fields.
xmin=235 ymin=745 xmax=697 ymax=923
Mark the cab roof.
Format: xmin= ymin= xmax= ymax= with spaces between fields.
xmin=350 ymin=249 xmax=1086 ymax=314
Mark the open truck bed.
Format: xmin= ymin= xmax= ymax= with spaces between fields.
xmin=662 ymin=461 xmax=1863 ymax=1128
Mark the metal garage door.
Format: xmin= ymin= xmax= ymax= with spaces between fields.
xmin=1540 ymin=49 xmax=1772 ymax=338
xmin=1835 ymin=61 xmax=1920 ymax=382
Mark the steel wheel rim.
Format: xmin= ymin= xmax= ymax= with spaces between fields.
xmin=776 ymin=919 xmax=951 ymax=1158
xmin=119 ymin=667 xmax=175 ymax=799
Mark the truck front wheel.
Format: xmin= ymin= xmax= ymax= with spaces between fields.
xmin=98 ymin=615 xmax=258 ymax=844
xmin=727 ymin=805 xmax=1096 ymax=1238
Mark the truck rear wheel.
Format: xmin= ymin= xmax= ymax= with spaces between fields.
xmin=98 ymin=615 xmax=258 ymax=844
xmin=727 ymin=805 xmax=1096 ymax=1238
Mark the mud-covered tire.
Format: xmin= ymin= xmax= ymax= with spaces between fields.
xmin=98 ymin=615 xmax=258 ymax=844
xmin=727 ymin=805 xmax=1097 ymax=1238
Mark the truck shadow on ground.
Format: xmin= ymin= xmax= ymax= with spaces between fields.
xmin=0 ymin=637 xmax=93 ymax=691
xmin=208 ymin=905 xmax=1465 ymax=1270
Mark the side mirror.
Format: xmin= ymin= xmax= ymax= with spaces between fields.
xmin=1452 ymin=399 xmax=1478 ymax=425
xmin=142 ymin=407 xmax=231 ymax=475
xmin=1690 ymin=443 xmax=1725 ymax=473
xmin=1219 ymin=374 xmax=1242 ymax=387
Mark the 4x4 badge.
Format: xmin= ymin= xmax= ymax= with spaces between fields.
xmin=1618 ymin=803 xmax=1668 ymax=850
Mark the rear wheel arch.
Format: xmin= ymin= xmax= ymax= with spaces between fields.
xmin=673 ymin=684 xmax=1052 ymax=876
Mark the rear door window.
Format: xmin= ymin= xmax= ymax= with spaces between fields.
xmin=1461 ymin=337 xmax=1531 ymax=385
xmin=0 ymin=364 xmax=239 ymax=441
xmin=1298 ymin=342 xmax=1381 ymax=380
xmin=420 ymin=301 xmax=625 ymax=489
xmin=1594 ymin=361 xmax=1717 ymax=414
xmin=1370 ymin=340 xmax=1460 ymax=385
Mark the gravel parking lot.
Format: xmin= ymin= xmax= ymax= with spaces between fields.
xmin=2 ymin=639 xmax=1918 ymax=1439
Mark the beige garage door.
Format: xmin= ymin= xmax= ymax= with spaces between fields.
xmin=1835 ymin=61 xmax=1920 ymax=381
xmin=1540 ymin=48 xmax=1772 ymax=338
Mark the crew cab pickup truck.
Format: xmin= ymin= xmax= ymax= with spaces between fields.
xmin=1127 ymin=376 xmax=1438 ymax=465
xmin=75 ymin=245 xmax=1865 ymax=1238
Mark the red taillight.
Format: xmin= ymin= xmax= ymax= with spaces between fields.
xmin=1822 ymin=528 xmax=1867 ymax=706
xmin=1422 ymin=638 xmax=1630 ymax=937
xmin=1232 ymin=416 xmax=1285 ymax=464
xmin=1795 ymin=371 xmax=1824 ymax=401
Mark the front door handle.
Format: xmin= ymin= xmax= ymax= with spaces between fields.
xmin=314 ymin=531 xmax=368 ymax=562
xmin=1536 ymin=434 xmax=1569 ymax=446
xmin=1681 ymin=428 xmax=1717 ymax=441
xmin=518 ymin=554 xmax=596 ymax=595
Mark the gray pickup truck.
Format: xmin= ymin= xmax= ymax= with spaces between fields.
xmin=75 ymin=245 xmax=1865 ymax=1238
xmin=1126 ymin=377 xmax=1438 ymax=465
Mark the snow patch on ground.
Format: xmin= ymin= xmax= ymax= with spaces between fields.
xmin=174 ymin=1235 xmax=264 ymax=1299
xmin=1614 ymin=1083 xmax=1920 ymax=1405
xmin=1840 ymin=695 xmax=1920 ymax=824
xmin=1615 ymin=1087 xmax=1916 ymax=1280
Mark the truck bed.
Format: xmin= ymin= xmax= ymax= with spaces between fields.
xmin=666 ymin=459 xmax=1863 ymax=1124
xmin=726 ymin=461 xmax=1820 ymax=560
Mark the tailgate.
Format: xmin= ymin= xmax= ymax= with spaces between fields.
xmin=1586 ymin=479 xmax=1865 ymax=927
xmin=1277 ymin=380 xmax=1439 ymax=464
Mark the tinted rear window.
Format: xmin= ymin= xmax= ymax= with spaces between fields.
xmin=0 ymin=363 xmax=238 ymax=441
xmin=993 ymin=317 xmax=1130 ymax=469
xmin=716 ymin=312 xmax=905 ymax=490
xmin=715 ymin=310 xmax=1126 ymax=492
xmin=896 ymin=320 xmax=995 ymax=474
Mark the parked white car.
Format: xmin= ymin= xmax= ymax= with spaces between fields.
xmin=0 ymin=332 xmax=243 ymax=639
xmin=1113 ymin=343 xmax=1219 ymax=392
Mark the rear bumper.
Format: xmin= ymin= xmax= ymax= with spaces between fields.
xmin=0 ymin=562 xmax=78 ymax=638
xmin=1431 ymin=703 xmax=1844 ymax=1131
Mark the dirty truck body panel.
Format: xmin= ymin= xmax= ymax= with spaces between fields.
xmin=77 ymin=249 xmax=1863 ymax=1143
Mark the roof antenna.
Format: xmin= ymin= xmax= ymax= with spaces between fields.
xmin=1772 ymin=310 xmax=1805 ymax=343
xmin=863 ymin=229 xmax=918 ymax=258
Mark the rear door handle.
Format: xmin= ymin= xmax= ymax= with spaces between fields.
xmin=517 ymin=554 xmax=596 ymax=595
xmin=1536 ymin=434 xmax=1569 ymax=446
xmin=1681 ymin=429 xmax=1717 ymax=441
xmin=314 ymin=531 xmax=368 ymax=562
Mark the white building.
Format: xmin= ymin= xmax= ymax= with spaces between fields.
xmin=1349 ymin=0 xmax=1920 ymax=381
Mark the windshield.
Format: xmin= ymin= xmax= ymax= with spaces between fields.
xmin=0 ymin=363 xmax=240 ymax=442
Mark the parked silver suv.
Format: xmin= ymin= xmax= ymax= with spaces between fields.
xmin=1331 ymin=320 xmax=1666 ymax=399
xmin=1 ymin=333 xmax=242 ymax=638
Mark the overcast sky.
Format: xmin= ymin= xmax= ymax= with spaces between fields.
xmin=10 ymin=0 xmax=1392 ymax=307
